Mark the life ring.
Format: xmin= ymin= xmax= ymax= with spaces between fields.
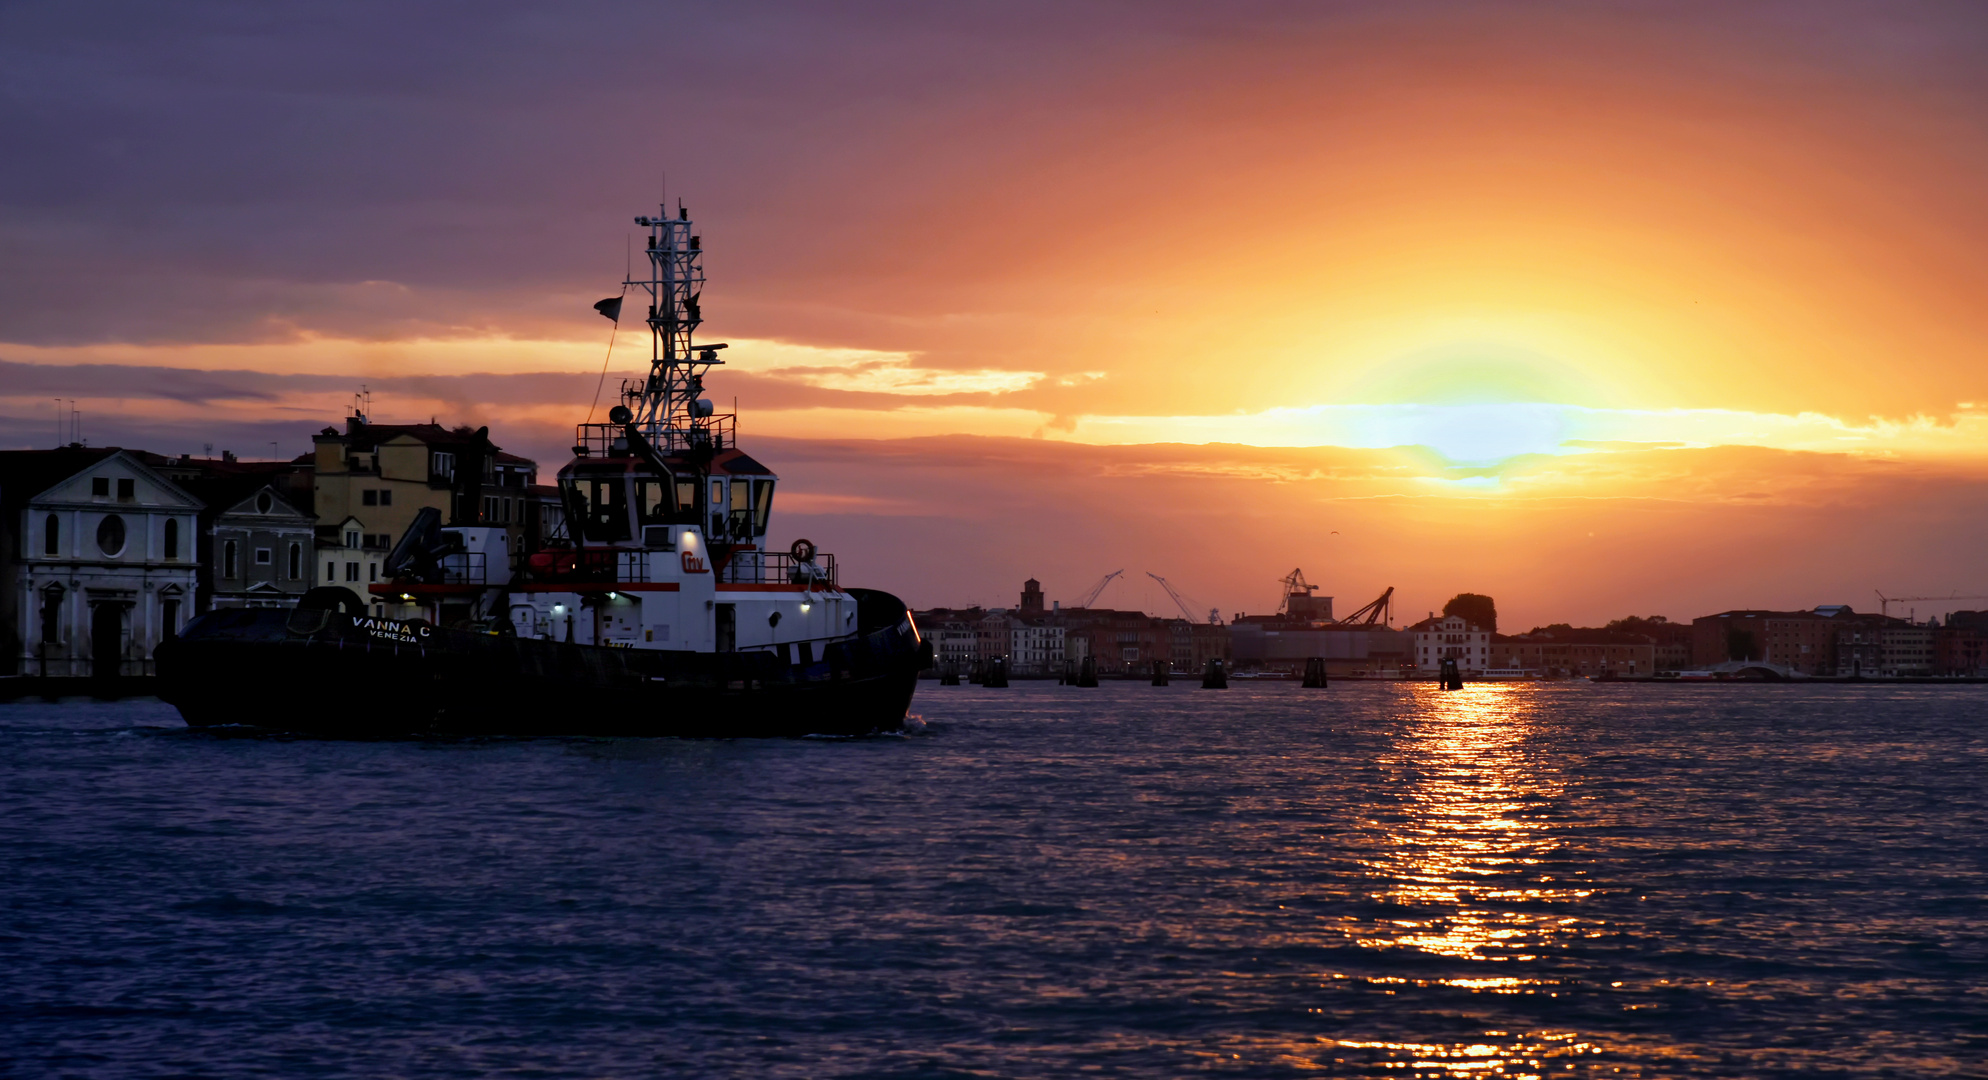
xmin=790 ymin=538 xmax=817 ymax=562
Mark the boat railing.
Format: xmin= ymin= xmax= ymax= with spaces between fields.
xmin=721 ymin=550 xmax=837 ymax=588
xmin=572 ymin=412 xmax=738 ymax=458
xmin=521 ymin=548 xmax=644 ymax=584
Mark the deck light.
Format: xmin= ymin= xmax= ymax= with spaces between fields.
xmin=680 ymin=531 xmax=697 ymax=549
xmin=800 ymin=602 xmax=811 ymax=613
xmin=607 ymin=591 xmax=619 ymax=600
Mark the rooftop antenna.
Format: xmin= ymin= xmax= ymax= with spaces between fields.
xmin=269 ymin=441 xmax=280 ymax=461
xmin=52 ymin=398 xmax=60 ymax=448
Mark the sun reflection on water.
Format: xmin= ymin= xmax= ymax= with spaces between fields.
xmin=1333 ymin=684 xmax=1602 ymax=1075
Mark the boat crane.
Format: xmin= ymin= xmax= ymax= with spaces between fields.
xmin=1072 ymin=569 xmax=1125 ymax=609
xmin=1874 ymin=590 xmax=1988 ymax=620
xmin=1146 ymin=571 xmax=1222 ymax=625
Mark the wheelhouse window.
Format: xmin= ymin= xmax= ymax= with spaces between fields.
xmin=564 ymin=472 xmax=632 ymax=542
xmin=729 ymin=479 xmax=751 ymax=540
xmin=636 ymin=478 xmax=678 ymax=525
xmin=752 ymin=479 xmax=774 ymax=534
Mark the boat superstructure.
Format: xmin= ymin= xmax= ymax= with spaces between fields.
xmin=487 ymin=200 xmax=858 ymax=661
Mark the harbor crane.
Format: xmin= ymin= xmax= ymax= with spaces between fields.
xmin=1073 ymin=569 xmax=1125 ymax=609
xmin=1146 ymin=572 xmax=1222 ymax=625
xmin=1874 ymin=590 xmax=1988 ymax=620
xmin=1340 ymin=586 xmax=1395 ymax=627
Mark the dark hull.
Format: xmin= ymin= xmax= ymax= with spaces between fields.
xmin=156 ymin=603 xmax=926 ymax=738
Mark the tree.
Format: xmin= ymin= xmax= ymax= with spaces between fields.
xmin=1606 ymin=615 xmax=1671 ymax=635
xmin=1443 ymin=593 xmax=1497 ymax=632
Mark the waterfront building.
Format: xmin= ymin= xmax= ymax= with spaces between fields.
xmin=1228 ymin=619 xmax=1407 ymax=673
xmin=911 ymin=607 xmax=983 ymax=675
xmin=1409 ymin=614 xmax=1492 ymax=674
xmin=154 ymin=453 xmax=316 ymax=611
xmin=0 ymin=448 xmax=201 ymax=677
xmin=1881 ymin=619 xmax=1936 ymax=677
xmin=1936 ymin=612 xmax=1988 ymax=675
xmin=1690 ymin=609 xmax=1840 ymax=674
xmin=1009 ymin=618 xmax=1065 ymax=676
xmin=1489 ymin=629 xmax=1657 ymax=677
xmin=312 ymin=415 xmax=537 ymax=611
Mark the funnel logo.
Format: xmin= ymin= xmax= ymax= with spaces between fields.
xmin=681 ymin=552 xmax=707 ymax=574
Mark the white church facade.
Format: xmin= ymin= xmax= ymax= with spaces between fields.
xmin=2 ymin=449 xmax=202 ymax=678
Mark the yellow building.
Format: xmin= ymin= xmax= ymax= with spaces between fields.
xmin=311 ymin=416 xmax=537 ymax=608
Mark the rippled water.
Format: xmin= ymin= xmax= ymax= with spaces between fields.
xmin=2 ymin=683 xmax=1984 ymax=1078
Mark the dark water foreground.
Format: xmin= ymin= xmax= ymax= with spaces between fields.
xmin=1 ymin=685 xmax=1983 ymax=1078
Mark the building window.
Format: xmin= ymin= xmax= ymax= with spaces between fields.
xmin=256 ymin=492 xmax=273 ymax=514
xmin=325 ymin=561 xmax=335 ymax=581
xmin=164 ymin=518 xmax=179 ymax=559
xmin=223 ymin=540 xmax=238 ymax=578
xmin=368 ymin=563 xmax=378 ymax=582
xmin=378 ymin=489 xmax=391 ymax=506
xmin=92 ymin=476 xmax=109 ymax=497
xmin=97 ymin=514 xmax=126 ymax=557
xmin=432 ymin=452 xmax=455 ymax=480
xmin=162 ymin=598 xmax=180 ymax=639
xmin=289 ymin=543 xmax=302 ymax=580
xmin=254 ymin=547 xmax=272 ymax=566
xmin=117 ymin=478 xmax=134 ymax=500
xmin=345 ymin=562 xmax=359 ymax=582
xmin=363 ymin=489 xmax=378 ymax=506
xmin=44 ymin=514 xmax=58 ymax=555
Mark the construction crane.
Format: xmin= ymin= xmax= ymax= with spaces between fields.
xmin=1339 ymin=586 xmax=1395 ymax=627
xmin=1073 ymin=569 xmax=1125 ymax=609
xmin=1875 ymin=591 xmax=1988 ymax=620
xmin=1278 ymin=568 xmax=1317 ymax=611
xmin=1145 ymin=571 xmax=1221 ymax=624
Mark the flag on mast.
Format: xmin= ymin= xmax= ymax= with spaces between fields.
xmin=593 ymin=296 xmax=623 ymax=322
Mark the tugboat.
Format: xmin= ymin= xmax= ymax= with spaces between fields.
xmin=157 ymin=202 xmax=931 ymax=736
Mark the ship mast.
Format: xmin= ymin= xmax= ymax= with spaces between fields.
xmin=615 ymin=202 xmax=729 ymax=453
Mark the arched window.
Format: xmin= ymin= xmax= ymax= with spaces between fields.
xmin=256 ymin=492 xmax=273 ymax=514
xmin=164 ymin=518 xmax=180 ymax=560
xmin=288 ymin=543 xmax=302 ymax=580
xmin=44 ymin=514 xmax=58 ymax=556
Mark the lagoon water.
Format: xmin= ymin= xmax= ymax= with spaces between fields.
xmin=1 ymin=683 xmax=1983 ymax=1078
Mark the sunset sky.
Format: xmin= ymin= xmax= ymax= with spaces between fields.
xmin=7 ymin=1 xmax=1988 ymax=627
